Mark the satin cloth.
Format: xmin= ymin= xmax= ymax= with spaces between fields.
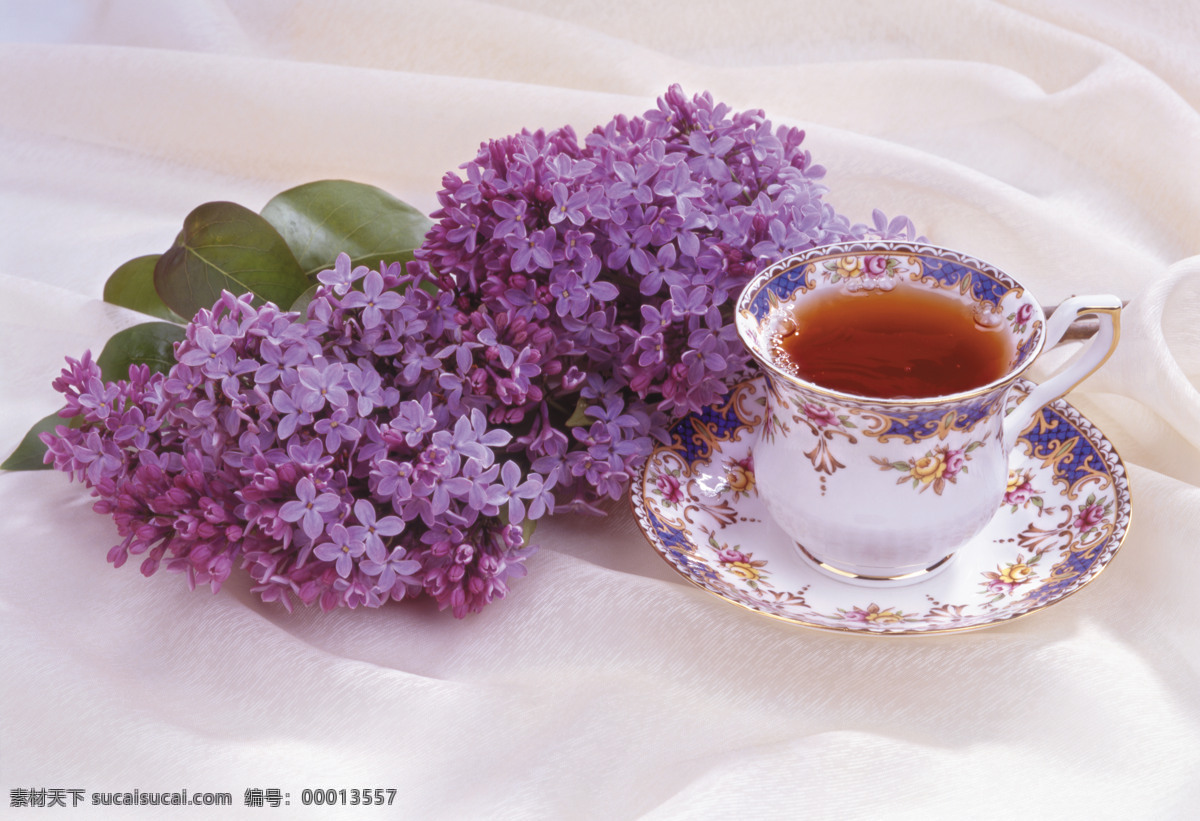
xmin=2 ymin=2 xmax=1198 ymax=818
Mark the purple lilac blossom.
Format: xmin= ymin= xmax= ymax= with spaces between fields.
xmin=410 ymin=83 xmax=916 ymax=514
xmin=42 ymin=262 xmax=553 ymax=617
xmin=40 ymin=85 xmax=915 ymax=615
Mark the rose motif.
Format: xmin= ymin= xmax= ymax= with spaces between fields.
xmin=982 ymin=556 xmax=1036 ymax=598
xmin=942 ymin=447 xmax=966 ymax=478
xmin=841 ymin=603 xmax=906 ymax=624
xmin=725 ymin=457 xmax=755 ymax=494
xmin=1009 ymin=301 xmax=1035 ymax=334
xmin=998 ymin=562 xmax=1033 ymax=584
xmin=1004 ymin=469 xmax=1035 ymax=505
xmin=873 ymin=441 xmax=980 ymax=495
xmin=716 ymin=547 xmax=750 ymax=564
xmin=1073 ymin=503 xmax=1105 ymax=532
xmin=910 ymin=452 xmax=948 ymax=484
xmin=863 ymin=255 xmax=889 ymax=277
xmin=836 ymin=256 xmax=862 ymax=278
xmin=715 ymin=545 xmax=767 ymax=584
xmin=724 ymin=561 xmax=763 ymax=582
xmin=655 ymin=472 xmax=682 ymax=504
xmin=802 ymin=402 xmax=839 ymax=428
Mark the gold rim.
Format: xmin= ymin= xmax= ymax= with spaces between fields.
xmin=795 ymin=544 xmax=956 ymax=582
xmin=1064 ymin=304 xmax=1122 ymax=387
xmin=736 ymin=241 xmax=1046 ymax=407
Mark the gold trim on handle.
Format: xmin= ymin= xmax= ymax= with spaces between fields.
xmin=1064 ymin=304 xmax=1122 ymax=386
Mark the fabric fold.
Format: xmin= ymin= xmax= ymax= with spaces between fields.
xmin=1 ymin=1 xmax=1197 ymax=817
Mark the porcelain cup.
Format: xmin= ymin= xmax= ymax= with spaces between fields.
xmin=734 ymin=241 xmax=1121 ymax=584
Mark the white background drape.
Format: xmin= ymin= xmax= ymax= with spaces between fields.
xmin=2 ymin=1 xmax=1198 ymax=817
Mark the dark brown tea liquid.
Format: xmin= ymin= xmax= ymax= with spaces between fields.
xmin=770 ymin=285 xmax=1015 ymax=399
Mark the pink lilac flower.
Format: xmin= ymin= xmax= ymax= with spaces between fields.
xmin=361 ymin=545 xmax=421 ymax=593
xmin=314 ymin=524 xmax=365 ymax=578
xmin=350 ymin=499 xmax=405 ymax=561
xmin=340 ymin=269 xmax=405 ymax=328
xmin=279 ymin=477 xmax=341 ymax=540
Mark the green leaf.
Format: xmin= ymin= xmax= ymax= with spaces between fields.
xmin=102 ymin=254 xmax=184 ymax=322
xmin=260 ymin=180 xmax=432 ymax=278
xmin=496 ymin=506 xmax=539 ymax=546
xmin=4 ymin=323 xmax=184 ymax=471
xmin=564 ymin=397 xmax=593 ymax=428
xmin=1 ymin=409 xmax=74 ymax=471
xmin=96 ymin=322 xmax=186 ymax=381
xmin=521 ymin=516 xmax=538 ymax=546
xmin=289 ymin=283 xmax=320 ymax=315
xmin=154 ymin=201 xmax=308 ymax=319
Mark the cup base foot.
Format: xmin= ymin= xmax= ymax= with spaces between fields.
xmin=796 ymin=544 xmax=957 ymax=588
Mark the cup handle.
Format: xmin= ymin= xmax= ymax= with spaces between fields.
xmin=1002 ymin=294 xmax=1123 ymax=451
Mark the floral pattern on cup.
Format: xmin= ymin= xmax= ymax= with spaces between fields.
xmin=796 ymin=400 xmax=857 ymax=475
xmin=852 ymin=400 xmax=1003 ymax=447
xmin=820 ymin=253 xmax=913 ymax=292
xmin=871 ymin=440 xmax=984 ymax=495
xmin=629 ymin=375 xmax=1131 ymax=635
xmin=801 ymin=400 xmax=843 ymax=429
xmin=1008 ymin=301 xmax=1035 ymax=335
xmin=767 ymin=384 xmax=1008 ymax=488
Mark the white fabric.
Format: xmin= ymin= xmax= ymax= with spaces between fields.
xmin=2 ymin=1 xmax=1199 ymax=817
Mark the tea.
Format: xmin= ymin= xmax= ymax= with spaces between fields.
xmin=769 ymin=285 xmax=1014 ymax=398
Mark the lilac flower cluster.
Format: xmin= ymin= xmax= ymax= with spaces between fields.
xmin=411 ymin=84 xmax=916 ymax=513
xmin=42 ymin=259 xmax=554 ymax=616
xmin=41 ymin=86 xmax=916 ymax=615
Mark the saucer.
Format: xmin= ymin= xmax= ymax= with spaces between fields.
xmin=629 ymin=376 xmax=1132 ymax=635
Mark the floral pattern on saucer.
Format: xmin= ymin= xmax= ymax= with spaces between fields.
xmin=629 ymin=376 xmax=1132 ymax=635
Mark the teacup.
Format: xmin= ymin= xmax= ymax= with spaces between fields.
xmin=734 ymin=241 xmax=1121 ymax=584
